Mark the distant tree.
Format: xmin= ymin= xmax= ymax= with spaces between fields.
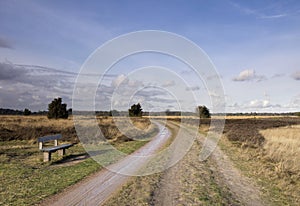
xmin=47 ymin=97 xmax=68 ymax=119
xmin=197 ymin=105 xmax=211 ymax=118
xmin=0 ymin=108 xmax=23 ymax=115
xmin=109 ymin=110 xmax=120 ymax=116
xmin=68 ymin=108 xmax=72 ymax=115
xmin=165 ymin=109 xmax=171 ymax=116
xmin=23 ymin=108 xmax=31 ymax=116
xmin=128 ymin=103 xmax=143 ymax=117
xmin=296 ymin=112 xmax=300 ymax=117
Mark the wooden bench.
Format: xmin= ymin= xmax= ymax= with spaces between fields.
xmin=38 ymin=134 xmax=73 ymax=162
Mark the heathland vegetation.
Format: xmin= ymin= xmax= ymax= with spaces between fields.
xmin=1 ymin=97 xmax=300 ymax=205
xmin=221 ymin=117 xmax=300 ymax=205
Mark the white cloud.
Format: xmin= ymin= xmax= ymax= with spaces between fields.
xmin=233 ymin=69 xmax=255 ymax=81
xmin=0 ymin=36 xmax=13 ymax=49
xmin=271 ymin=73 xmax=285 ymax=78
xmin=291 ymin=71 xmax=300 ymax=80
xmin=227 ymin=99 xmax=283 ymax=113
xmin=162 ymin=80 xmax=175 ymax=87
xmin=185 ymin=86 xmax=200 ymax=91
xmin=32 ymin=95 xmax=40 ymax=101
xmin=260 ymin=14 xmax=287 ymax=19
xmin=112 ymin=74 xmax=127 ymax=87
xmin=0 ymin=62 xmax=76 ymax=110
xmin=288 ymin=94 xmax=300 ymax=108
xmin=231 ymin=1 xmax=289 ymax=19
xmin=248 ymin=99 xmax=271 ymax=108
xmin=232 ymin=69 xmax=266 ymax=82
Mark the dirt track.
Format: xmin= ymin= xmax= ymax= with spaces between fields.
xmin=151 ymin=122 xmax=264 ymax=206
xmin=106 ymin=122 xmax=265 ymax=205
xmin=42 ymin=121 xmax=265 ymax=206
xmin=210 ymin=141 xmax=264 ymax=205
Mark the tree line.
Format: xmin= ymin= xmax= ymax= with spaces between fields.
xmin=0 ymin=108 xmax=47 ymax=115
xmin=1 ymin=97 xmax=299 ymax=118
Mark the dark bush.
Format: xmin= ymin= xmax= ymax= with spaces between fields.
xmin=23 ymin=108 xmax=31 ymax=116
xmin=197 ymin=105 xmax=211 ymax=118
xmin=47 ymin=97 xmax=68 ymax=119
xmin=128 ymin=103 xmax=143 ymax=117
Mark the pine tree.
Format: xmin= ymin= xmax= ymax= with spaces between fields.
xmin=128 ymin=103 xmax=143 ymax=117
xmin=47 ymin=97 xmax=68 ymax=119
xmin=23 ymin=108 xmax=31 ymax=116
xmin=197 ymin=105 xmax=211 ymax=118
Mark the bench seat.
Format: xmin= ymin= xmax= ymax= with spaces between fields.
xmin=41 ymin=143 xmax=73 ymax=152
xmin=38 ymin=134 xmax=73 ymax=162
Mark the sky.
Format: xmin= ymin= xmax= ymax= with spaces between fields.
xmin=0 ymin=0 xmax=299 ymax=113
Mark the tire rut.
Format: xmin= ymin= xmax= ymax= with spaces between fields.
xmin=106 ymin=121 xmax=266 ymax=206
xmin=152 ymin=122 xmax=265 ymax=205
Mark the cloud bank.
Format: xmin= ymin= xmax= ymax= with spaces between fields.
xmin=0 ymin=62 xmax=184 ymax=111
xmin=291 ymin=71 xmax=300 ymax=80
xmin=0 ymin=37 xmax=13 ymax=49
xmin=233 ymin=69 xmax=266 ymax=82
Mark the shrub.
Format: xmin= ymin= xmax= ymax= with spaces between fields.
xmin=128 ymin=103 xmax=143 ymax=117
xmin=47 ymin=97 xmax=68 ymax=119
xmin=196 ymin=105 xmax=211 ymax=118
xmin=23 ymin=108 xmax=31 ymax=116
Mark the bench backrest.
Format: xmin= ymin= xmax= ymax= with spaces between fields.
xmin=38 ymin=134 xmax=62 ymax=150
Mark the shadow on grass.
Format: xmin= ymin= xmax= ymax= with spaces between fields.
xmin=51 ymin=149 xmax=112 ymax=166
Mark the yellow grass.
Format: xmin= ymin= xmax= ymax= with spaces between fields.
xmin=0 ymin=115 xmax=155 ymax=143
xmin=144 ymin=115 xmax=198 ymax=119
xmin=225 ymin=115 xmax=292 ymax=119
xmin=260 ymin=125 xmax=300 ymax=174
xmin=146 ymin=115 xmax=294 ymax=120
xmin=0 ymin=115 xmax=73 ymax=127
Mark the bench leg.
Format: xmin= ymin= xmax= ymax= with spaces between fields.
xmin=43 ymin=152 xmax=51 ymax=162
xmin=58 ymin=148 xmax=66 ymax=156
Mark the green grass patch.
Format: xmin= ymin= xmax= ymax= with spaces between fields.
xmin=0 ymin=143 xmax=100 ymax=205
xmin=0 ymin=138 xmax=156 ymax=205
xmin=113 ymin=140 xmax=150 ymax=154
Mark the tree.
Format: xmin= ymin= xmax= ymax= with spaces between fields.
xmin=109 ymin=110 xmax=120 ymax=116
xmin=197 ymin=105 xmax=211 ymax=118
xmin=128 ymin=103 xmax=143 ymax=117
xmin=47 ymin=97 xmax=68 ymax=119
xmin=68 ymin=108 xmax=72 ymax=115
xmin=23 ymin=108 xmax=31 ymax=116
xmin=165 ymin=109 xmax=171 ymax=116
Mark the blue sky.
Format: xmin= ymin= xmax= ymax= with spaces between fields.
xmin=0 ymin=0 xmax=299 ymax=112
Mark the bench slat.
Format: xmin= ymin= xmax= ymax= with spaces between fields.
xmin=38 ymin=134 xmax=62 ymax=142
xmin=41 ymin=144 xmax=73 ymax=152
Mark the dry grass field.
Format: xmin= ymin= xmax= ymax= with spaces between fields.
xmin=1 ymin=115 xmax=300 ymax=205
xmin=0 ymin=115 xmax=154 ymax=143
xmin=219 ymin=117 xmax=300 ymax=205
xmin=225 ymin=115 xmax=292 ymax=119
xmin=0 ymin=115 xmax=77 ymax=141
xmin=260 ymin=125 xmax=300 ymax=178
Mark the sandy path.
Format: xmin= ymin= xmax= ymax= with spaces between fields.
xmin=153 ymin=122 xmax=265 ymax=205
xmin=211 ymin=145 xmax=265 ymax=205
xmin=41 ymin=122 xmax=171 ymax=206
